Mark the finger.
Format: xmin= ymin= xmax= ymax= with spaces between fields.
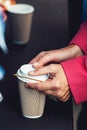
xmin=26 ymin=82 xmax=38 ymax=89
xmin=29 ymin=64 xmax=59 ymax=76
xmin=30 ymin=51 xmax=58 ymax=68
xmin=43 ymin=89 xmax=70 ymax=102
xmin=33 ymin=51 xmax=60 ymax=68
xmin=26 ymin=79 xmax=56 ymax=91
xmin=32 ymin=54 xmax=54 ymax=68
xmin=29 ymin=55 xmax=41 ymax=64
xmin=59 ymin=90 xmax=71 ymax=102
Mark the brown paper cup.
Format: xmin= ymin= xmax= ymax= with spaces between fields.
xmin=7 ymin=4 xmax=34 ymax=44
xmin=19 ymin=81 xmax=46 ymax=119
xmin=16 ymin=64 xmax=49 ymax=119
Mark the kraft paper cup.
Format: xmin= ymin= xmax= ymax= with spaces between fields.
xmin=7 ymin=4 xmax=34 ymax=44
xmin=16 ymin=64 xmax=49 ymax=119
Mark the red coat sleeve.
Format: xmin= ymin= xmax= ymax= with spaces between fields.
xmin=61 ymin=56 xmax=87 ymax=104
xmin=61 ymin=21 xmax=87 ymax=104
xmin=70 ymin=20 xmax=87 ymax=54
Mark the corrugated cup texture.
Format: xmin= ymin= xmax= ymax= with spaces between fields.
xmin=19 ymin=81 xmax=46 ymax=119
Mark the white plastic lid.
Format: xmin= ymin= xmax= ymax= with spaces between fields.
xmin=20 ymin=64 xmax=35 ymax=75
xmin=17 ymin=64 xmax=49 ymax=83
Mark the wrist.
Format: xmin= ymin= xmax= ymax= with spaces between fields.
xmin=69 ymin=44 xmax=83 ymax=58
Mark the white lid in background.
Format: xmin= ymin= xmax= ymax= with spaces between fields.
xmin=0 ymin=92 xmax=3 ymax=102
xmin=7 ymin=4 xmax=34 ymax=14
xmin=17 ymin=64 xmax=49 ymax=83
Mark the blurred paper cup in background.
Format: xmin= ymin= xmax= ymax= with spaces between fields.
xmin=16 ymin=64 xmax=49 ymax=119
xmin=7 ymin=4 xmax=34 ymax=44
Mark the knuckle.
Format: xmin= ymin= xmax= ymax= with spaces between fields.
xmin=52 ymin=86 xmax=57 ymax=89
xmin=49 ymin=64 xmax=58 ymax=71
xmin=56 ymin=90 xmax=63 ymax=98
xmin=49 ymin=64 xmax=55 ymax=70
xmin=54 ymin=81 xmax=61 ymax=90
xmin=40 ymin=51 xmax=46 ymax=55
xmin=49 ymin=64 xmax=54 ymax=68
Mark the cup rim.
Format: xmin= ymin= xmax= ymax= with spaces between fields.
xmin=7 ymin=3 xmax=35 ymax=14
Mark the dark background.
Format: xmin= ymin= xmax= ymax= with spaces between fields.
xmin=0 ymin=0 xmax=83 ymax=130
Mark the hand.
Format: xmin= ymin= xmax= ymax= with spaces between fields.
xmin=26 ymin=64 xmax=71 ymax=102
xmin=29 ymin=45 xmax=83 ymax=68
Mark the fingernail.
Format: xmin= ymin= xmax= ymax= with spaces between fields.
xmin=28 ymin=70 xmax=34 ymax=75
